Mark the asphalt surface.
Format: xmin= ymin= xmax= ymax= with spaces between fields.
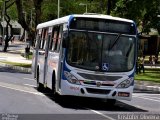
xmin=0 ymin=70 xmax=159 ymax=120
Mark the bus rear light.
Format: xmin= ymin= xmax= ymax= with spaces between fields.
xmin=64 ymin=71 xmax=81 ymax=85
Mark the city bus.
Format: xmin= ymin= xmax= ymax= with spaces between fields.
xmin=32 ymin=14 xmax=137 ymax=104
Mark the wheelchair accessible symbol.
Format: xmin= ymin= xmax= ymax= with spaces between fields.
xmin=102 ymin=63 xmax=109 ymax=71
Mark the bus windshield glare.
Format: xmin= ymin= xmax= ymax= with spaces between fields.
xmin=66 ymin=31 xmax=136 ymax=72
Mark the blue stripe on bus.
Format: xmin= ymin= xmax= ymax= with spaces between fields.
xmin=131 ymin=80 xmax=134 ymax=86
xmin=130 ymin=21 xmax=137 ymax=87
xmin=68 ymin=15 xmax=74 ymax=26
xmin=62 ymin=62 xmax=71 ymax=80
xmin=129 ymin=72 xmax=135 ymax=86
xmin=62 ymin=49 xmax=71 ymax=80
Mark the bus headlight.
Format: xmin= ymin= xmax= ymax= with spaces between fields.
xmin=117 ymin=78 xmax=133 ymax=88
xmin=64 ymin=71 xmax=81 ymax=85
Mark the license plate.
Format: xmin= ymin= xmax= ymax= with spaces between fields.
xmin=118 ymin=92 xmax=130 ymax=97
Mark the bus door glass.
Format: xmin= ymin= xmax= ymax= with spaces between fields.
xmin=46 ymin=26 xmax=56 ymax=89
xmin=57 ymin=25 xmax=63 ymax=89
xmin=38 ymin=28 xmax=48 ymax=83
xmin=47 ymin=25 xmax=62 ymax=90
xmin=44 ymin=27 xmax=52 ymax=86
xmin=51 ymin=25 xmax=61 ymax=89
xmin=32 ymin=29 xmax=42 ymax=78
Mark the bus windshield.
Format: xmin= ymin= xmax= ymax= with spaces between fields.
xmin=66 ymin=31 xmax=136 ymax=72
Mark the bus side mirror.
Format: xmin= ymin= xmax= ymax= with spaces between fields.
xmin=62 ymin=32 xmax=69 ymax=48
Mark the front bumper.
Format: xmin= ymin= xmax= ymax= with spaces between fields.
xmin=60 ymin=80 xmax=133 ymax=101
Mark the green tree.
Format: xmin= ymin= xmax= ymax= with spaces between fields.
xmin=15 ymin=0 xmax=43 ymax=45
xmin=112 ymin=0 xmax=160 ymax=35
xmin=0 ymin=0 xmax=15 ymax=52
xmin=1 ymin=0 xmax=159 ymax=51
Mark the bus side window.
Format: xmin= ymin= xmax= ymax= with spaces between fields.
xmin=43 ymin=28 xmax=48 ymax=49
xmin=54 ymin=26 xmax=60 ymax=51
xmin=54 ymin=26 xmax=62 ymax=52
xmin=51 ymin=26 xmax=59 ymax=51
xmin=35 ymin=35 xmax=41 ymax=49
xmin=38 ymin=29 xmax=43 ymax=49
xmin=40 ymin=29 xmax=47 ymax=50
xmin=49 ymin=37 xmax=53 ymax=50
xmin=50 ymin=25 xmax=62 ymax=52
xmin=56 ymin=25 xmax=63 ymax=51
xmin=34 ymin=30 xmax=40 ymax=49
xmin=40 ymin=29 xmax=44 ymax=49
xmin=49 ymin=27 xmax=54 ymax=50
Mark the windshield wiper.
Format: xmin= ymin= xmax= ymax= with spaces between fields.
xmin=109 ymin=33 xmax=121 ymax=50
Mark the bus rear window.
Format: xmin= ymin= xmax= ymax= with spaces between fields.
xmin=69 ymin=17 xmax=136 ymax=35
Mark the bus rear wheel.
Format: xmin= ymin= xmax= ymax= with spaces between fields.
xmin=36 ymin=68 xmax=43 ymax=91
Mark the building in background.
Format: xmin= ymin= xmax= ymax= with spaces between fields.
xmin=0 ymin=20 xmax=23 ymax=40
xmin=139 ymin=34 xmax=160 ymax=56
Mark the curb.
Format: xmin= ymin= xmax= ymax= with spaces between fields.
xmin=0 ymin=63 xmax=31 ymax=73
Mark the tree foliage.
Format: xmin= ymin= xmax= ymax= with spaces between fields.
xmin=0 ymin=0 xmax=15 ymax=52
xmin=112 ymin=0 xmax=160 ymax=34
xmin=0 ymin=0 xmax=160 ymax=51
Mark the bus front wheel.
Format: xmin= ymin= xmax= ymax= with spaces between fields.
xmin=52 ymin=71 xmax=62 ymax=100
xmin=52 ymin=71 xmax=57 ymax=95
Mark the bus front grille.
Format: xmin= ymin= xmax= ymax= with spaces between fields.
xmin=83 ymin=81 xmax=114 ymax=87
xmin=86 ymin=88 xmax=111 ymax=95
xmin=78 ymin=73 xmax=122 ymax=81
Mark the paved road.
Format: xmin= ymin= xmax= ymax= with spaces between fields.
xmin=0 ymin=42 xmax=26 ymax=51
xmin=0 ymin=68 xmax=160 ymax=120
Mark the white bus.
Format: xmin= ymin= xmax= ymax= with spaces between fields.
xmin=32 ymin=14 xmax=137 ymax=104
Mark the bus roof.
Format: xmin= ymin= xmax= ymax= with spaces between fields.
xmin=36 ymin=14 xmax=134 ymax=29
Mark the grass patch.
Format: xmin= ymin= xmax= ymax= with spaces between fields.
xmin=28 ymin=54 xmax=33 ymax=60
xmin=21 ymin=52 xmax=33 ymax=60
xmin=0 ymin=61 xmax=31 ymax=68
xmin=135 ymin=68 xmax=160 ymax=83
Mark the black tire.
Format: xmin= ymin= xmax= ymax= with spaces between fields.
xmin=36 ymin=67 xmax=44 ymax=91
xmin=51 ymin=71 xmax=62 ymax=101
xmin=52 ymin=71 xmax=57 ymax=95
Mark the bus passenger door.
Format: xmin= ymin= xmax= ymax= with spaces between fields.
xmin=32 ymin=29 xmax=42 ymax=79
xmin=56 ymin=25 xmax=63 ymax=91
xmin=38 ymin=28 xmax=48 ymax=85
xmin=43 ymin=28 xmax=52 ymax=87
